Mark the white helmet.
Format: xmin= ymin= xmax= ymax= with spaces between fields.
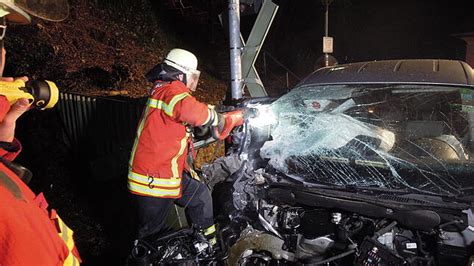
xmin=164 ymin=48 xmax=199 ymax=75
xmin=0 ymin=0 xmax=31 ymax=24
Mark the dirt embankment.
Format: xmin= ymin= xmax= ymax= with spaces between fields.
xmin=5 ymin=0 xmax=227 ymax=103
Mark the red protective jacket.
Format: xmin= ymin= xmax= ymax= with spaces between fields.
xmin=0 ymin=96 xmax=81 ymax=266
xmin=128 ymin=81 xmax=212 ymax=198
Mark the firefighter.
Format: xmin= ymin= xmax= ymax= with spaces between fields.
xmin=128 ymin=48 xmax=243 ymax=255
xmin=0 ymin=0 xmax=81 ymax=265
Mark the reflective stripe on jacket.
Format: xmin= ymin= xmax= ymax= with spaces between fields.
xmin=55 ymin=213 xmax=81 ymax=266
xmin=0 ymin=162 xmax=81 ymax=266
xmin=128 ymin=81 xmax=211 ymax=198
xmin=0 ymin=95 xmax=81 ymax=265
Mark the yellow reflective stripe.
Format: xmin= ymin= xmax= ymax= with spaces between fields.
xmin=57 ymin=216 xmax=80 ymax=266
xmin=57 ymin=216 xmax=75 ymax=250
xmin=64 ymin=252 xmax=80 ymax=266
xmin=128 ymin=181 xmax=181 ymax=197
xmin=148 ymin=92 xmax=190 ymax=116
xmin=209 ymin=237 xmax=217 ymax=246
xmin=204 ymin=224 xmax=216 ymax=236
xmin=129 ymin=105 xmax=151 ymax=167
xmin=128 ymin=171 xmax=181 ymax=187
xmin=60 ymin=222 xmax=69 ymax=247
xmin=171 ymin=133 xmax=189 ymax=177
xmin=128 ymin=179 xmax=180 ymax=191
xmin=189 ymin=168 xmax=200 ymax=181
xmin=168 ymin=93 xmax=190 ymax=112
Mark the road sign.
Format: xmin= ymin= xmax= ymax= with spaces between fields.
xmin=323 ymin=36 xmax=333 ymax=54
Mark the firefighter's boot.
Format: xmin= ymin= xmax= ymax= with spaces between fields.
xmin=199 ymin=224 xmax=227 ymax=261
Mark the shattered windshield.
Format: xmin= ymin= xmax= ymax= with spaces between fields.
xmin=260 ymin=84 xmax=474 ymax=197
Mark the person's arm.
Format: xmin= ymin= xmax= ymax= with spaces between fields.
xmin=172 ymin=95 xmax=218 ymax=127
xmin=172 ymin=94 xmax=245 ymax=140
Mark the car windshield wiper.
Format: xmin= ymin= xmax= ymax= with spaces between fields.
xmin=275 ymin=165 xmax=467 ymax=204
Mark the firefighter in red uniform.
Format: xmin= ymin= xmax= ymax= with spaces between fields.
xmin=0 ymin=0 xmax=81 ymax=265
xmin=129 ymin=48 xmax=243 ymax=254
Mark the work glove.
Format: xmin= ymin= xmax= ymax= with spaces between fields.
xmin=211 ymin=110 xmax=245 ymax=140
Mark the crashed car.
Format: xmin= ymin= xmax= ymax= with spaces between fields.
xmin=208 ymin=59 xmax=474 ymax=265
xmin=129 ymin=59 xmax=474 ymax=265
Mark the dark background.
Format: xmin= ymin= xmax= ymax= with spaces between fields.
xmin=259 ymin=0 xmax=474 ymax=77
xmin=154 ymin=0 xmax=474 ymax=89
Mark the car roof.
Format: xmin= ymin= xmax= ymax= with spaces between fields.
xmin=297 ymin=59 xmax=474 ymax=88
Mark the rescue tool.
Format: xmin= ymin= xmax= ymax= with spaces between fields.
xmin=210 ymin=107 xmax=261 ymax=140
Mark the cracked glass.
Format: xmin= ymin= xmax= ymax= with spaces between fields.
xmin=260 ymin=84 xmax=474 ymax=197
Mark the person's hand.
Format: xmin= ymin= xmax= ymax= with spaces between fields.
xmin=211 ymin=110 xmax=245 ymax=140
xmin=0 ymin=77 xmax=31 ymax=142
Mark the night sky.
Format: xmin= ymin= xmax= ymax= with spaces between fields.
xmin=258 ymin=0 xmax=474 ymax=77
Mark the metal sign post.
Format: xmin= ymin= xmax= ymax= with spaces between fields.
xmin=229 ymin=0 xmax=243 ymax=100
xmin=227 ymin=0 xmax=279 ymax=99
xmin=323 ymin=0 xmax=333 ymax=67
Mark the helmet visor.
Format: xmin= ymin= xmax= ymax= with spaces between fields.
xmin=15 ymin=0 xmax=69 ymax=22
xmin=187 ymin=69 xmax=201 ymax=91
xmin=190 ymin=69 xmax=201 ymax=81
